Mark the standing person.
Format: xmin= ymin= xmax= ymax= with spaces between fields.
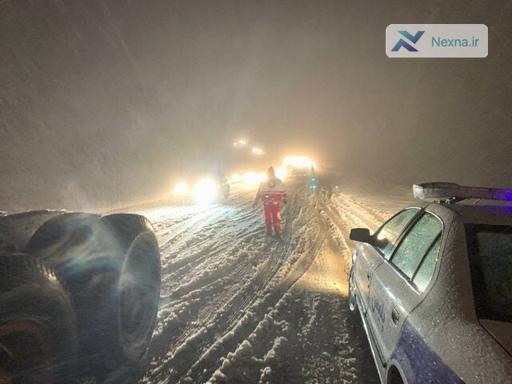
xmin=253 ymin=166 xmax=287 ymax=236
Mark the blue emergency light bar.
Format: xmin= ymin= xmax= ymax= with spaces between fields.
xmin=413 ymin=182 xmax=512 ymax=203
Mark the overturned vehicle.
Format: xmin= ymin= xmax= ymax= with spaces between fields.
xmin=0 ymin=210 xmax=161 ymax=383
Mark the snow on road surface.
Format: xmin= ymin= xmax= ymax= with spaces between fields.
xmin=130 ymin=179 xmax=410 ymax=384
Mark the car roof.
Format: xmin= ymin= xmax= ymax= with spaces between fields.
xmin=429 ymin=202 xmax=512 ymax=225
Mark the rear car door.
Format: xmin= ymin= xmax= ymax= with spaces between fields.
xmin=367 ymin=212 xmax=443 ymax=364
xmin=353 ymin=208 xmax=420 ymax=314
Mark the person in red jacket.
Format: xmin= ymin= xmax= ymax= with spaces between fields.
xmin=253 ymin=166 xmax=287 ymax=236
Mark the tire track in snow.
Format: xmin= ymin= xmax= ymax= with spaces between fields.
xmin=160 ymin=210 xmax=263 ymax=300
xmin=181 ymin=193 xmax=325 ymax=383
xmin=141 ymin=189 xmax=288 ymax=383
xmin=158 ymin=208 xmax=225 ymax=254
xmin=140 ymin=189 xmax=309 ymax=384
xmin=202 ymin=187 xmax=382 ymax=384
xmin=141 ymin=183 xmax=407 ymax=384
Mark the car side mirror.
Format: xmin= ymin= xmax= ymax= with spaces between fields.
xmin=349 ymin=228 xmax=373 ymax=244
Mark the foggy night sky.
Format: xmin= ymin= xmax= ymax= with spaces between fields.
xmin=1 ymin=0 xmax=511 ymax=211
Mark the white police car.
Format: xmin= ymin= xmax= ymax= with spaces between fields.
xmin=348 ymin=183 xmax=512 ymax=384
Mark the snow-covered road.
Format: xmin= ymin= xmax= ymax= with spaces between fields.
xmin=131 ymin=180 xmax=409 ymax=384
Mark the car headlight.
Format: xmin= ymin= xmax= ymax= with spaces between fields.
xmin=174 ymin=181 xmax=189 ymax=196
xmin=283 ymin=155 xmax=316 ymax=169
xmin=275 ymin=167 xmax=288 ymax=181
xmin=193 ymin=178 xmax=219 ymax=204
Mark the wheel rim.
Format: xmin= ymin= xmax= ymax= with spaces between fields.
xmin=0 ymin=320 xmax=56 ymax=384
xmin=118 ymin=234 xmax=159 ymax=351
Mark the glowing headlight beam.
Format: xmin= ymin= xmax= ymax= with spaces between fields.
xmin=282 ymin=156 xmax=316 ymax=169
xmin=233 ymin=138 xmax=248 ymax=148
xmin=174 ymin=181 xmax=189 ymax=196
xmin=251 ymin=147 xmax=265 ymax=156
xmin=230 ymin=173 xmax=243 ymax=183
xmin=193 ymin=178 xmax=219 ymax=204
xmin=242 ymin=172 xmax=267 ymax=186
xmin=275 ymin=167 xmax=288 ymax=181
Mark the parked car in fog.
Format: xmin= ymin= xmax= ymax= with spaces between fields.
xmin=349 ymin=183 xmax=512 ymax=384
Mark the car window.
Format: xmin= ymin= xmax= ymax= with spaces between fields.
xmin=373 ymin=208 xmax=419 ymax=259
xmin=413 ymin=238 xmax=441 ymax=291
xmin=391 ymin=213 xmax=442 ymax=279
xmin=466 ymin=225 xmax=512 ymax=322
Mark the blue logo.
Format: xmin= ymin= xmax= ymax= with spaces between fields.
xmin=391 ymin=30 xmax=425 ymax=52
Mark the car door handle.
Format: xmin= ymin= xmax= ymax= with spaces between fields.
xmin=391 ymin=307 xmax=400 ymax=325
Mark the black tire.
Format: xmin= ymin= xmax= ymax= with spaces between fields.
xmin=0 ymin=253 xmax=77 ymax=384
xmin=24 ymin=213 xmax=118 ymax=350
xmin=100 ymin=214 xmax=161 ymax=367
xmin=388 ymin=366 xmax=405 ymax=384
xmin=25 ymin=213 xmax=161 ymax=374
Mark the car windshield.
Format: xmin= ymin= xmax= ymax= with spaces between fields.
xmin=466 ymin=224 xmax=512 ymax=322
